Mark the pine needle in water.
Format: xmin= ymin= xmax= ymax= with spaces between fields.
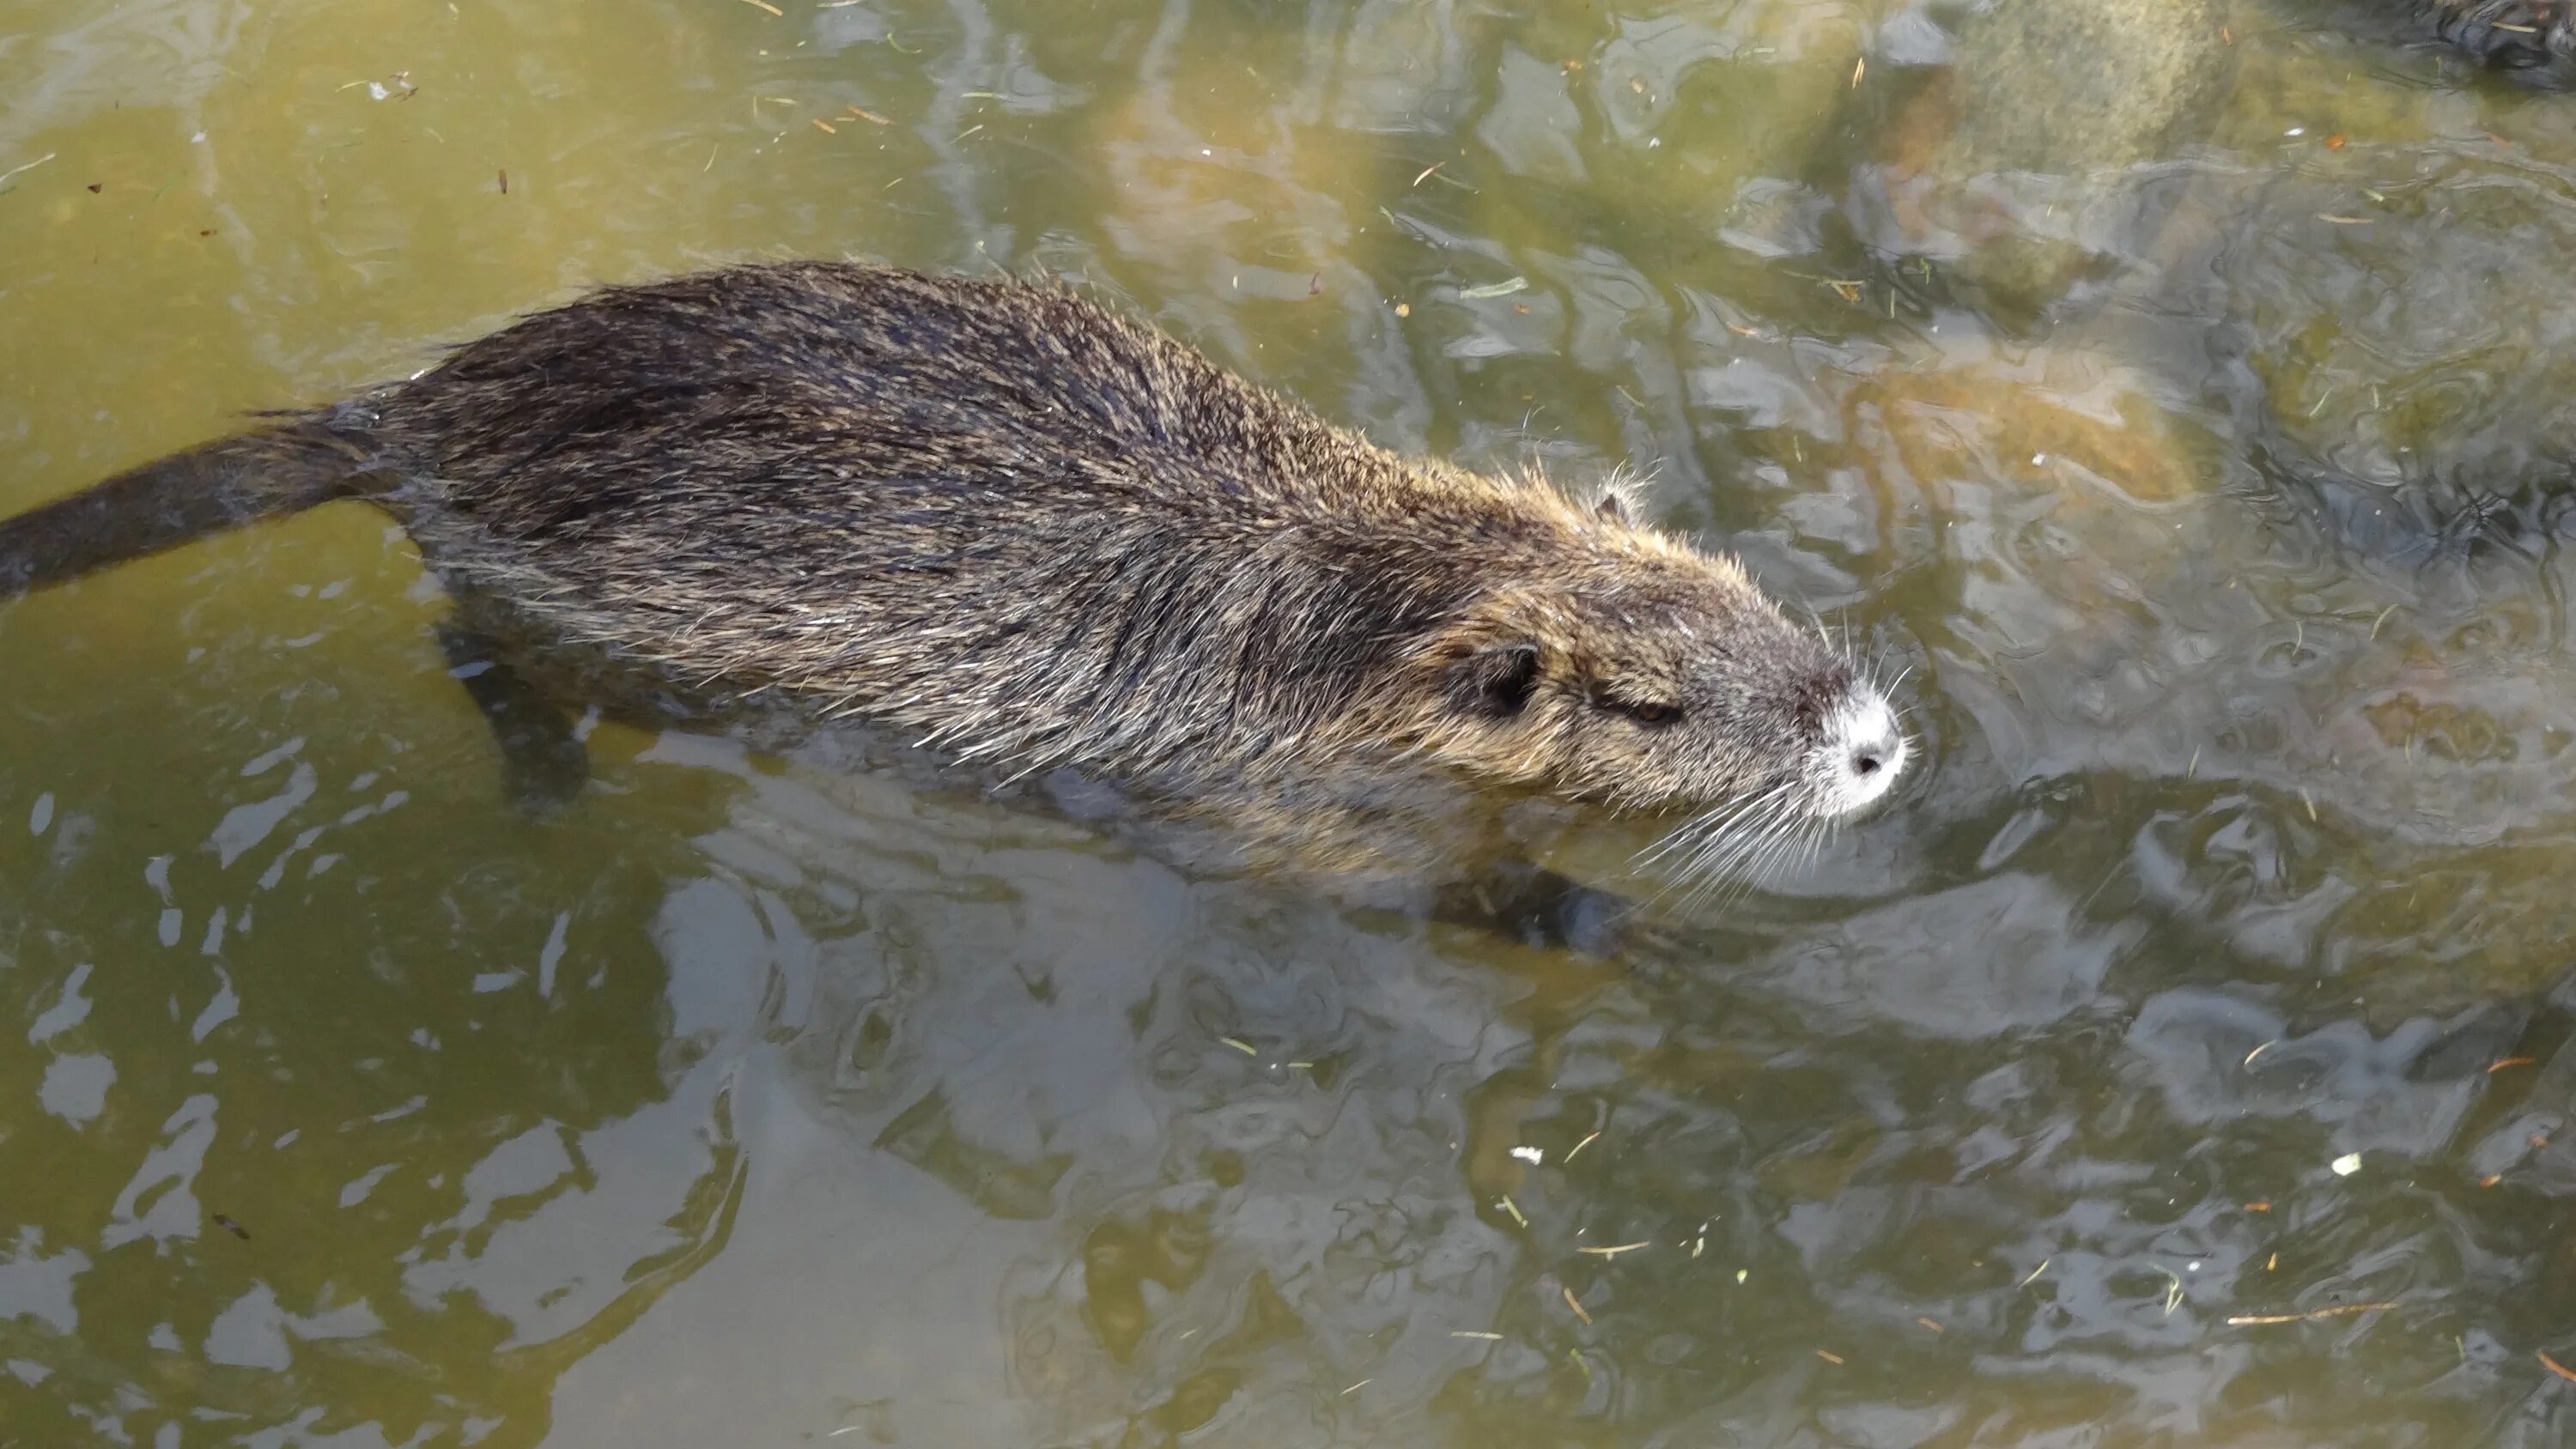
xmin=2227 ymin=1300 xmax=2397 ymax=1325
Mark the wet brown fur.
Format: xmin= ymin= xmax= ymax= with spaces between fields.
xmin=0 ymin=261 xmax=1865 ymax=893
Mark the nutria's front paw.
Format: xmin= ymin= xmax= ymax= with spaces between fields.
xmin=1437 ymin=864 xmax=1680 ymax=960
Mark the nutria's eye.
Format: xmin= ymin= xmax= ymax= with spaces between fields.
xmin=1619 ymin=700 xmax=1681 ymax=727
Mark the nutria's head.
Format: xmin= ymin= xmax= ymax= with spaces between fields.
xmin=1387 ymin=488 xmax=1906 ymax=871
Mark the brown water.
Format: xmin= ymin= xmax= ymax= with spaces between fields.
xmin=7 ymin=0 xmax=2576 ymax=1444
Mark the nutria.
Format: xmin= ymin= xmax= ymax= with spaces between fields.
xmin=0 ymin=261 xmax=1905 ymax=937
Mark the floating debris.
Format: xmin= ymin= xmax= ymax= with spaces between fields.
xmin=2227 ymin=1300 xmax=2397 ymax=1326
xmin=1498 ymin=1196 xmax=1528 ymax=1228
xmin=2156 ymin=1267 xmax=2184 ymax=1315
xmin=2019 ymin=1258 xmax=2051 ymax=1288
xmin=0 ymin=151 xmax=57 ymax=190
xmin=1450 ymin=1331 xmax=1504 ymax=1341
xmin=211 ymin=1213 xmax=250 ymax=1240
xmin=1577 ymin=1241 xmax=1649 ymax=1258
xmin=2245 ymin=1040 xmax=2279 ymax=1067
xmin=848 ymin=106 xmax=893 ymax=125
xmin=813 ymin=118 xmax=838 ymax=134
xmin=2541 ymin=1350 xmax=2576 ymax=1382
xmin=1918 ymin=1317 xmax=1945 ymax=1333
xmin=2331 ymin=1153 xmax=2363 ymax=1177
xmin=2488 ymin=1057 xmax=2537 ymax=1073
xmin=1458 ymin=277 xmax=1528 ymax=300
xmin=1219 ymin=1037 xmax=1258 ymax=1056
xmin=1411 ymin=163 xmax=1443 ymax=188
xmin=1564 ymin=1130 xmax=1601 ymax=1162
xmin=1510 ymin=1145 xmax=1543 ymax=1166
xmin=1568 ymin=1349 xmax=1595 ymax=1389
xmin=1561 ymin=1285 xmax=1591 ymax=1325
xmin=738 ymin=0 xmax=784 ymax=13
xmin=1340 ymin=1379 xmax=1370 ymax=1396
xmin=1816 ymin=1349 xmax=1844 ymax=1365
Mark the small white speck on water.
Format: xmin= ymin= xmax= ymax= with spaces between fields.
xmin=2285 ymin=126 xmax=2306 ymax=136
xmin=2032 ymin=453 xmax=2047 ymax=465
xmin=29 ymin=793 xmax=53 ymax=835
xmin=2332 ymin=1152 xmax=2363 ymax=1176
xmin=1510 ymin=1145 xmax=1542 ymax=1165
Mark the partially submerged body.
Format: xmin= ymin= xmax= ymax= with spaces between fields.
xmin=0 ymin=262 xmax=1908 ymax=948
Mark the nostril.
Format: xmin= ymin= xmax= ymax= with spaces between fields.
xmin=1852 ymin=752 xmax=1881 ymax=777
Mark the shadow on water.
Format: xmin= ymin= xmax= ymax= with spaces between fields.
xmin=9 ymin=0 xmax=2576 ymax=1445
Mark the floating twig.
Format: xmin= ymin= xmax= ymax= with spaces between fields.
xmin=2227 ymin=1301 xmax=2397 ymax=1326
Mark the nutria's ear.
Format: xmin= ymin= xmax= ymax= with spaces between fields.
xmin=1592 ymin=490 xmax=1630 ymax=527
xmin=1446 ymin=641 xmax=1542 ymax=718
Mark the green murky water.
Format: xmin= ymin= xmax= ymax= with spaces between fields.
xmin=9 ymin=0 xmax=2576 ymax=1443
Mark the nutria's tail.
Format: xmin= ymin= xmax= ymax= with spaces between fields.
xmin=0 ymin=420 xmax=379 ymax=597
